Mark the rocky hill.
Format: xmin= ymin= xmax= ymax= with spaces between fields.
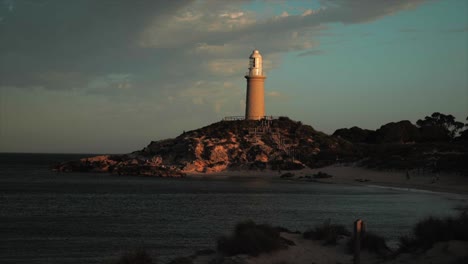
xmin=54 ymin=113 xmax=468 ymax=177
xmin=54 ymin=117 xmax=358 ymax=176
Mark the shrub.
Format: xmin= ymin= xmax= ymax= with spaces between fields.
xmin=195 ymin=249 xmax=215 ymax=256
xmin=398 ymin=213 xmax=468 ymax=252
xmin=280 ymin=172 xmax=294 ymax=178
xmin=168 ymin=257 xmax=192 ymax=264
xmin=217 ymin=220 xmax=289 ymax=256
xmin=347 ymin=231 xmax=389 ymax=256
xmin=398 ymin=235 xmax=418 ymax=253
xmin=274 ymin=226 xmax=300 ymax=234
xmin=112 ymin=249 xmax=153 ymax=264
xmin=312 ymin=171 xmax=333 ymax=179
xmin=303 ymin=219 xmax=350 ymax=245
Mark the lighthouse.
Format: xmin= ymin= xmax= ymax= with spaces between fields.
xmin=245 ymin=49 xmax=266 ymax=120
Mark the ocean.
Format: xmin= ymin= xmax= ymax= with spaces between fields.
xmin=0 ymin=153 xmax=466 ymax=263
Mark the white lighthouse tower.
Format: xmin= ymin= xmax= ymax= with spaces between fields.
xmin=245 ymin=50 xmax=266 ymax=120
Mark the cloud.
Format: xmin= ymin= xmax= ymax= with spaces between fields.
xmin=0 ymin=0 xmax=192 ymax=89
xmin=399 ymin=27 xmax=423 ymax=33
xmin=0 ymin=0 xmax=430 ymax=98
xmin=175 ymin=80 xmax=244 ymax=116
xmin=298 ymin=49 xmax=325 ymax=57
xmin=442 ymin=26 xmax=468 ymax=33
xmin=1 ymin=0 xmax=436 ymax=151
xmin=266 ymin=91 xmax=283 ymax=97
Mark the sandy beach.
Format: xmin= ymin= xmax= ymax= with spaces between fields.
xmin=183 ymin=166 xmax=468 ymax=263
xmin=186 ymin=165 xmax=468 ymax=195
xmin=188 ymin=230 xmax=468 ymax=264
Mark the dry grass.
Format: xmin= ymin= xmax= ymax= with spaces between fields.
xmin=398 ymin=212 xmax=468 ymax=252
xmin=217 ymin=220 xmax=290 ymax=256
xmin=303 ymin=219 xmax=350 ymax=245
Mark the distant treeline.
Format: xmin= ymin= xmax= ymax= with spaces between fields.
xmin=332 ymin=112 xmax=468 ymax=173
xmin=333 ymin=112 xmax=468 ymax=144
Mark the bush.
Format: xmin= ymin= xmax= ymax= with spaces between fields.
xmin=217 ymin=220 xmax=289 ymax=256
xmin=111 ymin=249 xmax=153 ymax=264
xmin=312 ymin=171 xmax=333 ymax=179
xmin=303 ymin=219 xmax=350 ymax=245
xmin=274 ymin=226 xmax=300 ymax=235
xmin=398 ymin=213 xmax=468 ymax=252
xmin=348 ymin=231 xmax=389 ymax=255
xmin=168 ymin=257 xmax=192 ymax=264
xmin=195 ymin=249 xmax=215 ymax=256
xmin=280 ymin=172 xmax=294 ymax=178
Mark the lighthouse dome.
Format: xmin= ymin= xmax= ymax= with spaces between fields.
xmin=250 ymin=49 xmax=262 ymax=59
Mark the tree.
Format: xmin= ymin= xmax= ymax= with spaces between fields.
xmin=416 ymin=112 xmax=464 ymax=139
xmin=459 ymin=116 xmax=468 ymax=140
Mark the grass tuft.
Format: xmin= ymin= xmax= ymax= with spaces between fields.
xmin=398 ymin=213 xmax=468 ymax=252
xmin=168 ymin=257 xmax=193 ymax=264
xmin=217 ymin=220 xmax=289 ymax=256
xmin=347 ymin=231 xmax=389 ymax=256
xmin=303 ymin=219 xmax=350 ymax=245
xmin=111 ymin=249 xmax=153 ymax=264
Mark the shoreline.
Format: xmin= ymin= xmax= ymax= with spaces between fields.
xmin=185 ymin=165 xmax=468 ymax=196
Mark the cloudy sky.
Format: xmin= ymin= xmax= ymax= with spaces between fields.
xmin=0 ymin=0 xmax=467 ymax=153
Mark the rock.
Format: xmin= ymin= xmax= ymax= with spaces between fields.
xmin=54 ymin=118 xmax=356 ymax=176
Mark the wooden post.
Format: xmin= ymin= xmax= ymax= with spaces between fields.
xmin=354 ymin=219 xmax=365 ymax=264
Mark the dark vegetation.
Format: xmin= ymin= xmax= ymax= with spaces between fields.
xmin=110 ymin=213 xmax=468 ymax=263
xmin=303 ymin=219 xmax=350 ymax=245
xmin=334 ymin=113 xmax=466 ymax=144
xmin=168 ymin=257 xmax=193 ymax=264
xmin=217 ymin=220 xmax=291 ymax=256
xmin=109 ymin=250 xmax=153 ymax=264
xmin=311 ymin=171 xmax=333 ymax=179
xmin=398 ymin=212 xmax=468 ymax=252
xmin=347 ymin=231 xmax=389 ymax=256
xmin=279 ymin=172 xmax=294 ymax=178
xmin=334 ymin=112 xmax=468 ymax=174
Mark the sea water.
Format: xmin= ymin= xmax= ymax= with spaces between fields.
xmin=1 ymin=153 xmax=466 ymax=264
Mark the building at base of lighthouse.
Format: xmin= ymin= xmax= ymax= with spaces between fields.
xmin=245 ymin=50 xmax=266 ymax=120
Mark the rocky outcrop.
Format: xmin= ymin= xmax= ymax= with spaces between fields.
xmin=54 ymin=154 xmax=185 ymax=177
xmin=54 ymin=115 xmax=468 ymax=176
xmin=54 ymin=117 xmax=357 ymax=176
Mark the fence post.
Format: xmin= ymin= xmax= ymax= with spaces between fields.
xmin=354 ymin=219 xmax=365 ymax=264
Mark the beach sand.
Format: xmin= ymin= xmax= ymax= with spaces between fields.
xmin=183 ymin=166 xmax=468 ymax=264
xmin=186 ymin=165 xmax=468 ymax=195
xmin=190 ymin=232 xmax=468 ymax=264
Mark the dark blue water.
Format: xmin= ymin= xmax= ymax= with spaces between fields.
xmin=0 ymin=153 xmax=466 ymax=263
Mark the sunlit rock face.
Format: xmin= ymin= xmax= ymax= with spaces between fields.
xmin=138 ymin=117 xmax=356 ymax=173
xmin=54 ymin=117 xmax=357 ymax=176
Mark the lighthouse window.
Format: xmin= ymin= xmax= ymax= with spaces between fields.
xmin=253 ymin=59 xmax=256 ymax=67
